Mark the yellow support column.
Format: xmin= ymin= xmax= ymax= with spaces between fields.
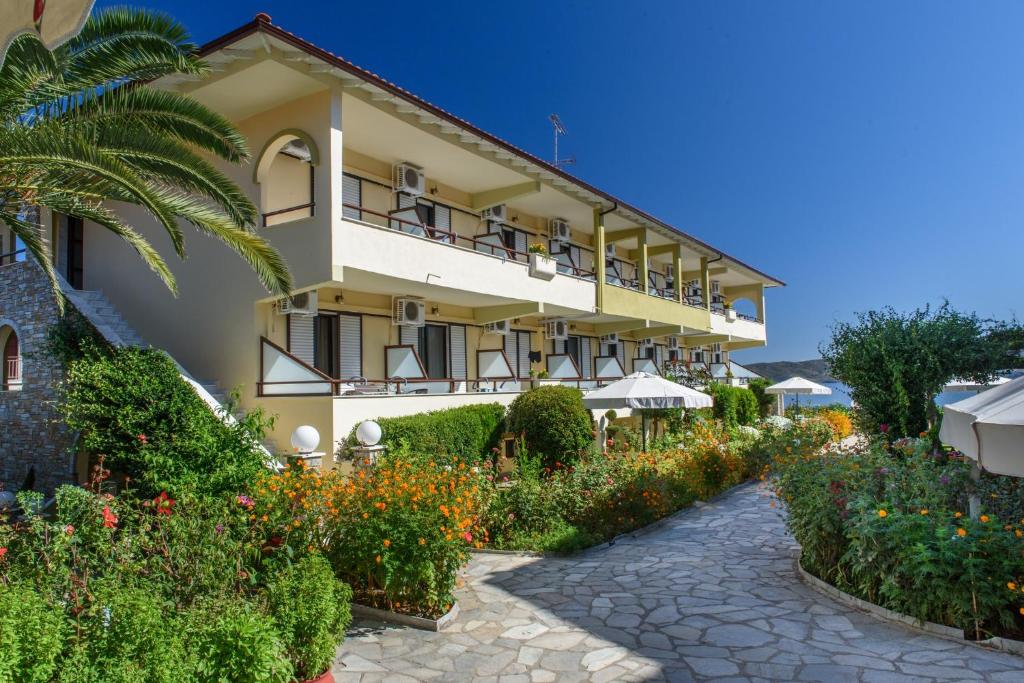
xmin=594 ymin=208 xmax=606 ymax=312
xmin=700 ymin=256 xmax=711 ymax=314
xmin=638 ymin=231 xmax=649 ymax=295
xmin=673 ymin=245 xmax=683 ymax=305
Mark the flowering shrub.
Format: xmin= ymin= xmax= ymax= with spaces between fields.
xmin=771 ymin=434 xmax=1024 ymax=639
xmin=0 ymin=466 xmax=352 ymax=681
xmin=251 ymin=459 xmax=486 ymax=617
xmin=819 ymin=409 xmax=854 ymax=441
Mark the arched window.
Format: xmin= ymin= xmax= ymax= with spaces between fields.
xmin=254 ymin=130 xmax=319 ymax=227
xmin=0 ymin=325 xmax=21 ymax=391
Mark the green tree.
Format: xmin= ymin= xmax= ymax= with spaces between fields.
xmin=747 ymin=378 xmax=776 ymax=419
xmin=820 ymin=303 xmax=1022 ymax=438
xmin=0 ymin=8 xmax=291 ymax=301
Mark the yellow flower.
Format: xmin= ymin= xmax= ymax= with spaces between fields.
xmin=1016 ymin=530 xmax=1023 ymax=538
xmin=957 ymin=528 xmax=967 ymax=537
xmin=419 ymin=538 xmax=426 ymax=546
xmin=954 ymin=512 xmax=963 ymax=518
xmin=920 ymin=509 xmax=928 ymax=516
xmin=1008 ymin=582 xmax=1017 ymax=591
xmin=878 ymin=509 xmax=888 ymax=518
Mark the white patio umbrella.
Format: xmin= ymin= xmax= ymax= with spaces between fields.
xmin=939 ymin=375 xmax=1024 ymax=478
xmin=943 ymin=376 xmax=1011 ymax=393
xmin=764 ymin=376 xmax=832 ymax=414
xmin=1 ymin=0 xmax=95 ymax=65
xmin=583 ymin=371 xmax=713 ymax=450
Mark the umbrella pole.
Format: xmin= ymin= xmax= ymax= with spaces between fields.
xmin=642 ymin=413 xmax=647 ymax=452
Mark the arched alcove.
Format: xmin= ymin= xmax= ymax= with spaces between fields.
xmin=254 ymin=129 xmax=320 ymax=227
xmin=0 ymin=323 xmax=22 ymax=391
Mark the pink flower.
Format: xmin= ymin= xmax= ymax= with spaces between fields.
xmin=236 ymin=494 xmax=254 ymax=509
xmin=880 ymin=423 xmax=889 ymax=434
xmin=64 ymin=525 xmax=74 ymax=535
xmin=463 ymin=532 xmax=473 ymax=543
xmin=137 ymin=434 xmax=148 ymax=444
xmin=153 ymin=492 xmax=175 ymax=516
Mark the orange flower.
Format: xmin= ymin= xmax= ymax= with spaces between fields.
xmin=919 ymin=509 xmax=928 ymax=516
xmin=375 ymin=555 xmax=382 ymax=564
xmin=1008 ymin=582 xmax=1017 ymax=591
xmin=957 ymin=528 xmax=967 ymax=537
xmin=980 ymin=514 xmax=990 ymax=523
xmin=955 ymin=512 xmax=963 ymax=518
xmin=878 ymin=509 xmax=888 ymax=518
xmin=383 ymin=539 xmax=391 ymax=548
xmin=419 ymin=538 xmax=426 ymax=546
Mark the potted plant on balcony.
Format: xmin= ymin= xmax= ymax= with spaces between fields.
xmin=527 ymin=243 xmax=557 ymax=280
xmin=723 ymin=302 xmax=737 ymax=322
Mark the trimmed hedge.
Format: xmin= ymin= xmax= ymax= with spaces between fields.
xmin=707 ymin=383 xmax=759 ymax=429
xmin=346 ymin=403 xmax=506 ymax=463
xmin=506 ymin=386 xmax=593 ymax=467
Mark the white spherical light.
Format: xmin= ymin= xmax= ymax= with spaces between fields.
xmin=290 ymin=425 xmax=320 ymax=453
xmin=355 ymin=420 xmax=382 ymax=447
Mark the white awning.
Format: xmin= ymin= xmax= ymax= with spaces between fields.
xmin=583 ymin=372 xmax=713 ymax=410
xmin=764 ymin=377 xmax=832 ymax=395
xmin=939 ymin=375 xmax=1024 ymax=478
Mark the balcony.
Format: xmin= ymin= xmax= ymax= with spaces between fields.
xmin=335 ymin=203 xmax=596 ymax=316
xmin=709 ymin=309 xmax=766 ymax=341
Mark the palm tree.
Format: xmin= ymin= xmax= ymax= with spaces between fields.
xmin=0 ymin=7 xmax=292 ymax=303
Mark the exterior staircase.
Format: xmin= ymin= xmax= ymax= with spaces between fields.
xmin=62 ymin=286 xmax=279 ymax=459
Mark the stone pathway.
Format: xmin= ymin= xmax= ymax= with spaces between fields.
xmin=334 ymin=483 xmax=1024 ymax=682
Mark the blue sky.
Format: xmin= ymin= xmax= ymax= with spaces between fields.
xmin=100 ymin=0 xmax=1024 ymax=362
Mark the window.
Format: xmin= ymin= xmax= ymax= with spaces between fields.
xmin=566 ymin=336 xmax=581 ymax=371
xmin=1 ymin=326 xmax=21 ymax=391
xmin=501 ymin=227 xmax=516 ymax=251
xmin=642 ymin=345 xmax=655 ymax=360
xmin=314 ymin=315 xmax=337 ymax=378
xmin=504 ymin=330 xmax=532 ymax=378
xmin=418 ymin=324 xmax=448 ymax=379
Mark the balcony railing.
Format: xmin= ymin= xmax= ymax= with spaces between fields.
xmin=342 ymin=202 xmax=598 ymax=280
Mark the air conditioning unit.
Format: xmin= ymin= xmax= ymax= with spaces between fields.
xmin=393 ymin=162 xmax=425 ymax=197
xmin=599 ymin=332 xmax=619 ymax=344
xmin=392 ymin=297 xmax=426 ymax=327
xmin=549 ymin=218 xmax=571 ymax=243
xmin=484 ymin=320 xmax=510 ymax=335
xmin=278 ymin=290 xmax=317 ymax=316
xmin=481 ymin=204 xmax=507 ymax=223
xmin=638 ymin=337 xmax=654 ymax=348
xmin=667 ymin=336 xmax=679 ymax=350
xmin=545 ymin=319 xmax=568 ymax=341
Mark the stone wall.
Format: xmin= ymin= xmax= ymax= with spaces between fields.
xmin=0 ymin=260 xmax=76 ymax=497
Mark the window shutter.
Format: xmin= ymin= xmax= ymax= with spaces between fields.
xmin=397 ymin=193 xmax=416 ymax=210
xmin=400 ymin=325 xmax=418 ymax=346
xmin=339 ymin=314 xmax=362 ymax=379
xmin=655 ymin=344 xmax=665 ymax=369
xmin=342 ymin=174 xmax=361 ymax=220
xmin=617 ymin=341 xmax=626 ymax=369
xmin=288 ymin=315 xmax=315 ymax=366
xmin=449 ymin=325 xmax=466 ymax=379
xmin=580 ymin=337 xmax=593 ymax=378
xmin=517 ymin=331 xmax=531 ymax=378
xmin=503 ymin=331 xmax=516 ymax=375
xmin=514 ymin=230 xmax=527 ymax=259
xmin=553 ymin=339 xmax=565 ymax=354
xmin=433 ymin=204 xmax=452 ymax=243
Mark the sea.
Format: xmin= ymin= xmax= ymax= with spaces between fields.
xmin=793 ymin=380 xmax=1004 ymax=410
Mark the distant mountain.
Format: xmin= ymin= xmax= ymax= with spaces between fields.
xmin=744 ymin=359 xmax=835 ymax=383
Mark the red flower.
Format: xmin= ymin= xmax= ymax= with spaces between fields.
xmin=0 ymin=547 xmax=7 ymax=561
xmin=153 ymin=492 xmax=175 ymax=516
xmin=879 ymin=423 xmax=889 ymax=434
xmin=268 ymin=535 xmax=284 ymax=548
xmin=64 ymin=525 xmax=75 ymax=535
xmin=463 ymin=531 xmax=473 ymax=543
xmin=137 ymin=434 xmax=149 ymax=444
xmin=101 ymin=506 xmax=118 ymax=529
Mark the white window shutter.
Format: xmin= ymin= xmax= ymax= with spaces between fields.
xmin=449 ymin=325 xmax=466 ymax=379
xmin=339 ymin=314 xmax=361 ymax=379
xmin=400 ymin=325 xmax=418 ymax=346
xmin=655 ymin=344 xmax=665 ymax=369
xmin=288 ymin=315 xmax=315 ymax=366
xmin=515 ymin=230 xmax=527 ymax=260
xmin=517 ymin=331 xmax=531 ymax=378
xmin=580 ymin=337 xmax=593 ymax=378
xmin=342 ymin=174 xmax=361 ymax=220
xmin=617 ymin=341 xmax=626 ymax=369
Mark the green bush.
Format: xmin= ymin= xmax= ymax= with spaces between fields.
xmin=747 ymin=378 xmax=775 ymax=419
xmin=0 ymin=583 xmax=66 ymax=683
xmin=266 ymin=555 xmax=352 ymax=680
xmin=345 ymin=403 xmax=505 ymax=464
xmin=58 ymin=585 xmax=190 ymax=683
xmin=707 ymin=383 xmax=759 ymax=428
xmin=187 ymin=599 xmax=292 ymax=683
xmin=60 ymin=346 xmax=271 ymax=497
xmin=506 ymin=386 xmax=593 ymax=467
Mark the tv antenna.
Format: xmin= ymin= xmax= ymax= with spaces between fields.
xmin=549 ymin=113 xmax=575 ymax=168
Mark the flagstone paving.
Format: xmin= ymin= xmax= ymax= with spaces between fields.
xmin=334 ymin=482 xmax=1024 ymax=681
